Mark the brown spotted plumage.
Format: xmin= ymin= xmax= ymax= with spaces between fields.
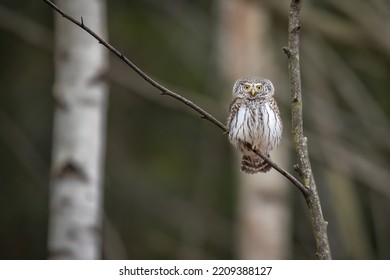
xmin=227 ymin=77 xmax=282 ymax=174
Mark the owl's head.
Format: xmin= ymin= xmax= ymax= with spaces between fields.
xmin=232 ymin=77 xmax=274 ymax=100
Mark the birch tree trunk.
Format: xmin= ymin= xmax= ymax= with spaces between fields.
xmin=217 ymin=0 xmax=291 ymax=259
xmin=47 ymin=0 xmax=108 ymax=259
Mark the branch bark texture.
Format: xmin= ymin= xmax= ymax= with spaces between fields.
xmin=284 ymin=0 xmax=332 ymax=260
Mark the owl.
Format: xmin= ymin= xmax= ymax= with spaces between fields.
xmin=227 ymin=77 xmax=282 ymax=174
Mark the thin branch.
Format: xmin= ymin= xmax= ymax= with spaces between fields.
xmin=42 ymin=0 xmax=226 ymax=132
xmin=284 ymin=0 xmax=332 ymax=259
xmin=42 ymin=1 xmax=308 ymax=202
xmin=0 ymin=5 xmax=223 ymax=119
xmin=245 ymin=143 xmax=309 ymax=196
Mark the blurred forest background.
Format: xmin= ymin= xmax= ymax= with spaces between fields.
xmin=1 ymin=0 xmax=390 ymax=259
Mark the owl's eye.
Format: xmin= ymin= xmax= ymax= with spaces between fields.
xmin=243 ymin=85 xmax=250 ymax=91
xmin=256 ymin=85 xmax=263 ymax=91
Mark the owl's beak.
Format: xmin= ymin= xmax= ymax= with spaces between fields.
xmin=251 ymin=88 xmax=255 ymax=96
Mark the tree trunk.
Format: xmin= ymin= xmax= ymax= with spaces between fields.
xmin=217 ymin=0 xmax=291 ymax=259
xmin=47 ymin=0 xmax=108 ymax=259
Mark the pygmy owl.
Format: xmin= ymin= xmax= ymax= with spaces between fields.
xmin=227 ymin=77 xmax=282 ymax=174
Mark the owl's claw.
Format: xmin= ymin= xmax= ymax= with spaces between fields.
xmin=245 ymin=143 xmax=263 ymax=154
xmin=244 ymin=142 xmax=256 ymax=151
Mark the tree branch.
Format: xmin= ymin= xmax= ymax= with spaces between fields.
xmin=284 ymin=0 xmax=332 ymax=259
xmin=245 ymin=143 xmax=308 ymax=196
xmin=42 ymin=0 xmax=226 ymax=132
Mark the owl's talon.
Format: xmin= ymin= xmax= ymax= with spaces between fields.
xmin=244 ymin=142 xmax=252 ymax=150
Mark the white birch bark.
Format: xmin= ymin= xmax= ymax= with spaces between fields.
xmin=217 ymin=0 xmax=291 ymax=259
xmin=48 ymin=0 xmax=108 ymax=259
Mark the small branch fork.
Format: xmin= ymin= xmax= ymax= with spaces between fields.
xmin=43 ymin=0 xmax=330 ymax=258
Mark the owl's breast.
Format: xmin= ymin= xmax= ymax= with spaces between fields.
xmin=255 ymin=103 xmax=282 ymax=149
xmin=228 ymin=105 xmax=256 ymax=146
xmin=229 ymin=102 xmax=282 ymax=152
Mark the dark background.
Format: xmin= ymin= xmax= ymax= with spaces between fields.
xmin=1 ymin=0 xmax=390 ymax=259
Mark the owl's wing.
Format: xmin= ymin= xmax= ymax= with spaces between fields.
xmin=227 ymin=97 xmax=243 ymax=131
xmin=269 ymin=97 xmax=281 ymax=116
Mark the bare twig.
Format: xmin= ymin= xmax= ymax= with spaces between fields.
xmin=43 ymin=0 xmax=226 ymax=132
xmin=245 ymin=143 xmax=308 ymax=196
xmin=284 ymin=0 xmax=332 ymax=259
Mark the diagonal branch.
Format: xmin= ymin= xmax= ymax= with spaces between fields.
xmin=245 ymin=143 xmax=308 ymax=196
xmin=42 ymin=0 xmax=307 ymax=203
xmin=42 ymin=0 xmax=226 ymax=132
xmin=284 ymin=0 xmax=332 ymax=259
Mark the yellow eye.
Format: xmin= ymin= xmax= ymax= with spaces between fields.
xmin=243 ymin=85 xmax=250 ymax=91
xmin=256 ymin=85 xmax=263 ymax=91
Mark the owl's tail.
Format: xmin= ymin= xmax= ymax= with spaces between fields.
xmin=241 ymin=154 xmax=271 ymax=174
